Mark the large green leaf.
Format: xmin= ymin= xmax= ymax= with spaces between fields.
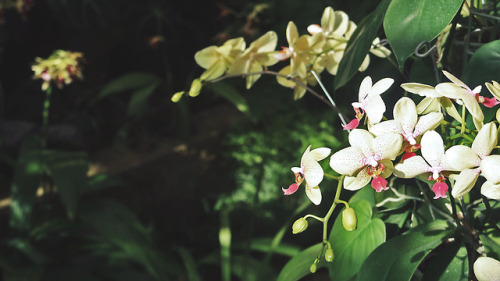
xmin=328 ymin=200 xmax=386 ymax=281
xmin=10 ymin=138 xmax=43 ymax=230
xmin=277 ymin=243 xmax=325 ymax=281
xmin=44 ymin=150 xmax=88 ymax=219
xmin=207 ymin=82 xmax=251 ymax=117
xmin=127 ymin=83 xmax=159 ymax=118
xmin=356 ymin=220 xmax=454 ymax=281
xmin=334 ymin=0 xmax=391 ymax=90
xmin=97 ymin=72 xmax=161 ymax=100
xmin=421 ymin=241 xmax=468 ymax=281
xmin=384 ymin=0 xmax=463 ymax=69
xmin=78 ymin=199 xmax=177 ymax=280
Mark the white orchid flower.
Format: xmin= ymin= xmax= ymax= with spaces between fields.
xmin=370 ymin=97 xmax=443 ymax=160
xmin=343 ymin=76 xmax=394 ymax=130
xmin=282 ymin=145 xmax=331 ymax=205
xmin=442 ymin=70 xmax=499 ymax=108
xmin=329 ymin=129 xmax=402 ymax=192
xmin=394 ymin=130 xmax=456 ymax=199
xmin=479 ymin=154 xmax=500 ymax=200
xmin=401 ymin=83 xmax=464 ymax=124
xmin=446 ymin=122 xmax=498 ymax=198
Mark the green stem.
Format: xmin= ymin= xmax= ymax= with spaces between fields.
xmin=324 ymin=173 xmax=340 ymax=180
xmin=42 ymin=86 xmax=52 ymax=148
xmin=322 ymin=175 xmax=345 ymax=243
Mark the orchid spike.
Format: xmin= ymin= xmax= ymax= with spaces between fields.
xmin=329 ymin=129 xmax=402 ymax=192
xmin=394 ymin=130 xmax=457 ymax=198
xmin=282 ymin=145 xmax=331 ymax=205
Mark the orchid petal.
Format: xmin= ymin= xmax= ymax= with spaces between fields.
xmin=372 ymin=176 xmax=388 ymax=192
xmin=480 ymin=155 xmax=500 ymax=184
xmin=486 ymin=81 xmax=500 ymax=100
xmin=291 ymin=167 xmax=302 ymax=174
xmin=472 ymin=122 xmax=498 ymax=158
xmin=369 ymin=120 xmax=402 ymax=136
xmin=286 ymin=21 xmax=298 ymax=44
xmin=421 ymin=130 xmax=445 ymax=167
xmin=416 ymin=97 xmax=440 ymax=114
xmin=393 ymin=97 xmax=417 ymax=135
xmin=321 ymin=7 xmax=335 ymax=33
xmin=439 ymin=97 xmax=463 ymax=123
xmin=343 ymin=168 xmax=371 ymax=191
xmin=309 ymin=147 xmax=331 ymax=161
xmin=394 ymin=156 xmax=429 ymax=178
xmin=329 ymin=146 xmax=365 ymax=176
xmin=401 ymin=83 xmax=441 ymax=97
xmin=379 ymin=159 xmax=394 ymax=178
xmin=432 ymin=182 xmax=448 ymax=199
xmin=481 ymin=181 xmax=500 ymax=200
xmin=364 ymin=95 xmax=386 ymax=125
xmin=305 ymin=184 xmax=322 ymax=205
xmin=348 ymin=129 xmax=375 ymax=157
xmin=302 ymin=155 xmax=325 ymax=188
xmin=413 ymin=112 xmax=444 ymax=138
xmin=481 ymin=96 xmax=499 ymax=107
xmin=332 ymin=11 xmax=349 ymax=35
xmin=358 ymin=55 xmax=370 ymax=72
xmin=370 ymin=78 xmax=394 ymax=97
xmin=307 ymin=24 xmax=323 ymax=35
xmin=451 ymin=168 xmax=480 ymax=198
xmin=442 ymin=70 xmax=468 ymax=88
xmin=283 ymin=183 xmax=300 ymax=195
xmin=372 ymin=133 xmax=403 ymax=160
xmin=200 ymin=62 xmax=226 ymax=81
xmin=343 ymin=118 xmax=360 ymax=130
xmin=445 ymin=145 xmax=481 ymax=170
xmin=359 ymin=76 xmax=373 ymax=101
xmin=436 ymin=83 xmax=484 ymax=121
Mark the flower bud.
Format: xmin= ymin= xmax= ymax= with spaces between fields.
xmin=342 ymin=207 xmax=358 ymax=231
xmin=325 ymin=248 xmax=334 ymax=262
xmin=309 ymin=262 xmax=317 ymax=273
xmin=292 ymin=217 xmax=308 ymax=234
xmin=188 ymin=79 xmax=202 ymax=97
xmin=474 ymin=257 xmax=500 ymax=281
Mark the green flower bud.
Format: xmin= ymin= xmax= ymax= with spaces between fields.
xmin=474 ymin=257 xmax=500 ymax=281
xmin=325 ymin=248 xmax=334 ymax=262
xmin=188 ymin=79 xmax=202 ymax=97
xmin=292 ymin=217 xmax=308 ymax=234
xmin=342 ymin=207 xmax=358 ymax=231
xmin=171 ymin=91 xmax=185 ymax=102
xmin=309 ymin=262 xmax=317 ymax=273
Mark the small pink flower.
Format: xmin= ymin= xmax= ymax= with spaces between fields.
xmin=432 ymin=181 xmax=448 ymax=199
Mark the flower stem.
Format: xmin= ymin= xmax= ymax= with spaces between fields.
xmin=201 ymin=71 xmax=348 ymax=123
xmin=324 ymin=173 xmax=340 ymax=180
xmin=322 ymin=175 xmax=345 ymax=243
xmin=42 ymin=86 xmax=52 ymax=148
xmin=309 ymin=70 xmax=348 ymax=127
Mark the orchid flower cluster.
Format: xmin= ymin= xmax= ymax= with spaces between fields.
xmin=32 ymin=49 xmax=84 ymax=91
xmin=283 ymin=72 xmax=500 ymax=271
xmin=171 ymin=6 xmax=390 ymax=102
xmin=284 ymin=73 xmax=500 ymax=205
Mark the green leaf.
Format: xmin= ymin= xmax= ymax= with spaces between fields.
xmin=246 ymin=238 xmax=300 ymax=257
xmin=207 ymin=82 xmax=251 ymax=116
xmin=277 ymin=243 xmax=325 ymax=281
xmin=127 ymin=83 xmax=159 ymax=118
xmin=10 ymin=138 xmax=43 ymax=231
xmin=97 ymin=72 xmax=161 ymax=100
xmin=349 ymin=186 xmax=376 ymax=207
xmin=4 ymin=266 xmax=44 ymax=281
xmin=328 ymin=200 xmax=386 ymax=281
xmin=334 ymin=0 xmax=391 ymax=90
xmin=231 ymin=255 xmax=277 ymax=281
xmin=384 ymin=0 xmax=463 ymax=69
xmin=177 ymin=247 xmax=202 ymax=281
xmin=421 ymin=241 xmax=468 ymax=281
xmin=356 ymin=220 xmax=454 ymax=281
xmin=44 ymin=150 xmax=88 ymax=219
xmin=78 ymin=199 xmax=176 ymax=280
